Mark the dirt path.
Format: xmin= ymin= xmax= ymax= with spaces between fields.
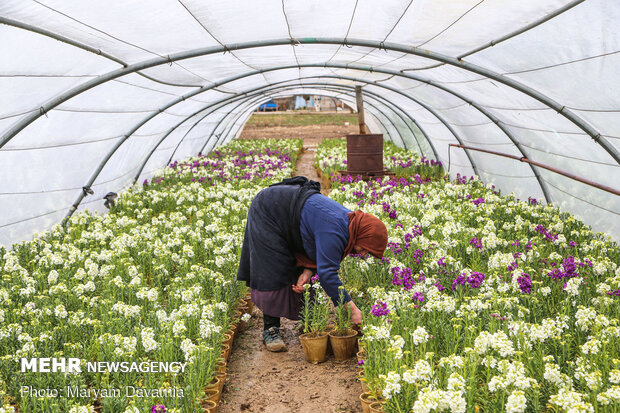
xmin=219 ymin=135 xmax=362 ymax=413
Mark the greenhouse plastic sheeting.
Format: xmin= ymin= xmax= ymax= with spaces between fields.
xmin=1 ymin=0 xmax=619 ymax=247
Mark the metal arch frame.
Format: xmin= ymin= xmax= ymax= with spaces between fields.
xmin=0 ymin=16 xmax=202 ymax=89
xmin=199 ymin=89 xmax=391 ymax=157
xmin=62 ymin=80 xmax=414 ymax=224
xmin=165 ymin=86 xmax=406 ymax=170
xmin=217 ymin=85 xmax=435 ymax=159
xmin=200 ymin=85 xmax=421 ymax=156
xmin=72 ymin=64 xmax=576 ymax=224
xmin=58 ymin=61 xmax=554 ymax=224
xmin=132 ymin=84 xmax=415 ymax=187
xmin=210 ymin=87 xmax=408 ymax=155
xmin=1 ymin=0 xmax=586 ymax=97
xmin=125 ymin=62 xmax=552 ymax=201
xmin=1 ymin=37 xmax=617 ymax=168
xmin=135 ymin=77 xmax=452 ymax=195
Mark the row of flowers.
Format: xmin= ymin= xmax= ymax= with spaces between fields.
xmin=315 ymin=138 xmax=620 ymax=413
xmin=0 ymin=139 xmax=302 ymax=412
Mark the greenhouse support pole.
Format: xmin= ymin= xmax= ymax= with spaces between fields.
xmin=355 ymin=85 xmax=368 ymax=134
xmin=449 ymin=144 xmax=620 ymax=197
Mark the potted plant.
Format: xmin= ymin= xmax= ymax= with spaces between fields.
xmin=328 ymin=287 xmax=358 ymax=360
xmin=298 ymin=278 xmax=330 ymax=363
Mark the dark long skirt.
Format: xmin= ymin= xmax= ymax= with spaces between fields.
xmin=251 ymin=286 xmax=305 ymax=320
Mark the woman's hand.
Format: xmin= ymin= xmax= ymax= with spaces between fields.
xmin=347 ymin=300 xmax=363 ymax=325
xmin=292 ymin=268 xmax=313 ymax=293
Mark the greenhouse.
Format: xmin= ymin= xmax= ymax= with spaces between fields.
xmin=0 ymin=1 xmax=619 ymax=412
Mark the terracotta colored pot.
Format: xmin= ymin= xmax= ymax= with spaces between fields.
xmin=204 ymin=388 xmax=219 ymax=402
xmin=204 ymin=377 xmax=220 ymax=395
xmin=216 ymin=360 xmax=227 ymax=374
xmin=216 ymin=371 xmax=227 ymax=394
xmin=359 ymin=392 xmax=379 ymax=413
xmin=357 ymin=370 xmax=369 ymax=393
xmin=221 ymin=343 xmax=230 ymax=361
xmin=202 ymin=399 xmax=217 ymax=413
xmin=328 ymin=329 xmax=358 ymax=360
xmin=246 ymin=298 xmax=254 ymax=315
xmin=357 ymin=349 xmax=367 ymax=364
xmin=324 ymin=324 xmax=335 ymax=355
xmin=299 ymin=332 xmax=328 ymax=364
xmin=369 ymin=401 xmax=385 ymax=412
xmin=223 ymin=332 xmax=234 ymax=349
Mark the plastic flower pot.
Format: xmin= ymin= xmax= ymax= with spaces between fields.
xmin=216 ymin=370 xmax=227 ymax=394
xmin=324 ymin=324 xmax=335 ymax=355
xmin=204 ymin=377 xmax=221 ymax=397
xmin=216 ymin=360 xmax=227 ymax=374
xmin=356 ymin=349 xmax=367 ymax=364
xmin=369 ymin=401 xmax=385 ymax=412
xmin=359 ymin=392 xmax=379 ymax=413
xmin=357 ymin=370 xmax=369 ymax=393
xmin=299 ymin=332 xmax=328 ymax=364
xmin=245 ymin=293 xmax=255 ymax=314
xmin=328 ymin=328 xmax=358 ymax=360
xmin=223 ymin=331 xmax=234 ymax=349
xmin=204 ymin=388 xmax=220 ymax=404
xmin=221 ymin=343 xmax=231 ymax=361
xmin=202 ymin=399 xmax=217 ymax=413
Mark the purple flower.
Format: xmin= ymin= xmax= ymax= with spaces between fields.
xmin=388 ymin=210 xmax=398 ymax=220
xmin=357 ymin=359 xmax=365 ymax=366
xmin=517 ymin=273 xmax=532 ymax=294
xmin=437 ymin=257 xmax=446 ymax=267
xmin=469 ymin=237 xmax=483 ymax=250
xmin=311 ymin=274 xmax=319 ymax=282
xmin=472 ymin=198 xmax=486 ymax=206
xmin=434 ymin=282 xmax=445 ymax=292
xmin=371 ymin=301 xmax=390 ymax=317
xmin=412 ymin=292 xmax=425 ymax=302
xmin=467 ymin=272 xmax=485 ymax=288
xmin=606 ymin=289 xmax=620 ymax=297
xmin=151 ymin=405 xmax=167 ymax=413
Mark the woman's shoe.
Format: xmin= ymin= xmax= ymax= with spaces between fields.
xmin=263 ymin=327 xmax=287 ymax=352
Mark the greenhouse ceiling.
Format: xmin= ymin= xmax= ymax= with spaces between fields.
xmin=0 ymin=0 xmax=619 ymax=246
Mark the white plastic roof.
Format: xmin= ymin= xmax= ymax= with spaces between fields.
xmin=1 ymin=0 xmax=619 ymax=246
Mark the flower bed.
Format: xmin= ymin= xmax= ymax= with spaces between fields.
xmin=316 ymin=139 xmax=620 ymax=412
xmin=0 ymin=139 xmax=301 ymax=413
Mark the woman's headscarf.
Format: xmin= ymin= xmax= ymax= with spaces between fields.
xmin=343 ymin=210 xmax=388 ymax=259
xmin=295 ymin=209 xmax=388 ymax=268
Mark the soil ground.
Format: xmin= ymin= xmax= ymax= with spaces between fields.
xmin=239 ymin=111 xmax=359 ymax=143
xmin=220 ymin=113 xmax=362 ymax=413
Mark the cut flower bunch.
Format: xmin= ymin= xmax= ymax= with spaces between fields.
xmin=316 ymin=138 xmax=620 ymax=413
xmin=0 ymin=139 xmax=301 ymax=413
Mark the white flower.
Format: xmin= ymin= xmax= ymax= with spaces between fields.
xmin=241 ymin=313 xmax=251 ymax=322
xmin=48 ymin=270 xmax=59 ymax=284
xmin=381 ymin=371 xmax=401 ymax=400
xmin=172 ymin=320 xmax=187 ymax=335
xmin=141 ymin=327 xmax=159 ymax=352
xmin=506 ymin=390 xmax=527 ymax=413
xmin=412 ymin=326 xmax=430 ymax=345
xmin=54 ymin=304 xmax=68 ymax=319
xmin=549 ymin=388 xmax=594 ymax=413
xmin=597 ymin=385 xmax=620 ymax=405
